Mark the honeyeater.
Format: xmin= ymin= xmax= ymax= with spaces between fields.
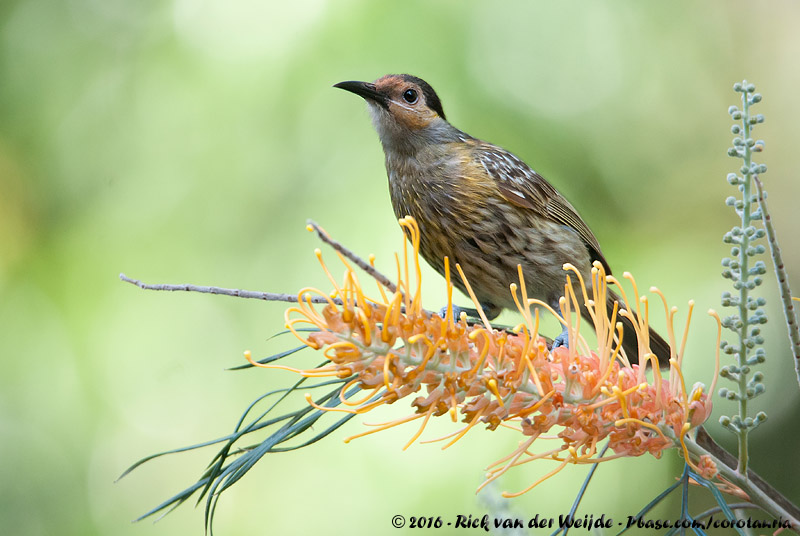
xmin=334 ymin=73 xmax=670 ymax=367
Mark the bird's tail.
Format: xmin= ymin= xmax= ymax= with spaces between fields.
xmin=579 ymin=289 xmax=672 ymax=368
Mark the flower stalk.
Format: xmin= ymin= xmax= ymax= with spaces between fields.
xmin=721 ymin=80 xmax=769 ymax=475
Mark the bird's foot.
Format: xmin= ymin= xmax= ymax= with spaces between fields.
xmin=551 ymin=325 xmax=570 ymax=350
xmin=438 ymin=303 xmax=501 ymax=323
xmin=547 ymin=297 xmax=571 ymax=350
xmin=439 ymin=304 xmax=479 ymax=322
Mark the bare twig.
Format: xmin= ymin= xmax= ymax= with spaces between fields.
xmin=121 ymin=222 xmax=448 ymax=319
xmin=306 ymin=219 xmax=398 ymax=294
xmin=692 ymin=427 xmax=800 ymax=531
xmin=753 ymin=176 xmax=800 ymax=388
xmin=119 ymin=274 xmax=343 ymax=305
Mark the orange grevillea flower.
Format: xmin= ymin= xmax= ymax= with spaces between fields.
xmin=247 ymin=217 xmax=719 ymax=497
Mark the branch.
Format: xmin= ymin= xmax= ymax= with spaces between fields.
xmin=753 ymin=176 xmax=800 ymax=388
xmin=306 ymin=220 xmax=397 ymax=294
xmin=307 ymin=219 xmax=439 ymax=318
xmin=692 ymin=427 xmax=800 ymax=531
xmin=119 ymin=274 xmax=343 ymax=305
xmin=120 ymin=221 xmax=437 ymax=317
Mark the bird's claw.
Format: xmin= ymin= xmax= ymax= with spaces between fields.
xmin=439 ymin=304 xmax=471 ymax=322
xmin=551 ymin=325 xmax=570 ymax=350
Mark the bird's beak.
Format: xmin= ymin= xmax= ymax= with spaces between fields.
xmin=333 ymin=80 xmax=388 ymax=108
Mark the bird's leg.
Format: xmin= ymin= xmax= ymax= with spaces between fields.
xmin=438 ymin=302 xmax=502 ymax=323
xmin=550 ymin=296 xmax=571 ymax=349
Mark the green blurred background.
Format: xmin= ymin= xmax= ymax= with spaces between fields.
xmin=2 ymin=1 xmax=799 ymax=534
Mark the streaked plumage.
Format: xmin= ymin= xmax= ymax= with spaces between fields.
xmin=335 ymin=74 xmax=669 ymax=366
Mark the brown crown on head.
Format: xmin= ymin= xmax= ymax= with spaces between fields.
xmin=379 ymin=74 xmax=446 ymax=120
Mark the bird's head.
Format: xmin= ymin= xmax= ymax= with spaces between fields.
xmin=334 ymin=74 xmax=451 ymax=153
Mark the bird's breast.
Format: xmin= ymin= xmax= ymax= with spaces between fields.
xmin=383 ymin=147 xmax=590 ymax=309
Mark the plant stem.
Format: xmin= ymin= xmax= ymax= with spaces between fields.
xmin=119 ymin=273 xmax=344 ymax=304
xmin=689 ymin=429 xmax=800 ymax=532
xmin=736 ymin=89 xmax=752 ymax=475
xmin=753 ymin=176 xmax=800 ymax=387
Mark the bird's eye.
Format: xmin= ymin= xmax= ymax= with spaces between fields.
xmin=402 ymin=88 xmax=418 ymax=104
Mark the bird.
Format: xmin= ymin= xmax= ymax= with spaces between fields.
xmin=334 ymin=74 xmax=670 ymax=367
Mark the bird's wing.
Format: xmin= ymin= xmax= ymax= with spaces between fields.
xmin=473 ymin=141 xmax=611 ymax=273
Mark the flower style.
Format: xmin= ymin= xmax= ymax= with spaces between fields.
xmin=246 ymin=216 xmax=718 ymax=497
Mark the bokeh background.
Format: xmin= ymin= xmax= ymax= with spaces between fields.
xmin=2 ymin=1 xmax=799 ymax=534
